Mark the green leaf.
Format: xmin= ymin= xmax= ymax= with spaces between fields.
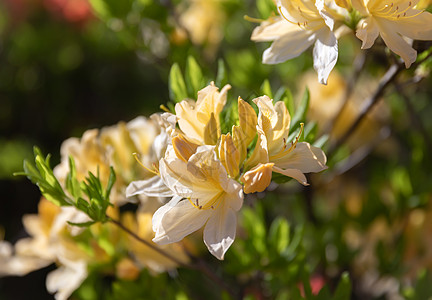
xmin=67 ymin=221 xmax=96 ymax=227
xmin=242 ymin=207 xmax=267 ymax=256
xmin=168 ymin=63 xmax=188 ymax=103
xmin=313 ymin=134 xmax=329 ymax=148
xmin=260 ymin=79 xmax=273 ymax=99
xmin=66 ymin=156 xmax=82 ymax=199
xmin=17 ymin=147 xmax=70 ymax=207
xmin=291 ymin=88 xmax=310 ymax=129
xmin=282 ymin=88 xmax=295 ymax=116
xmin=257 ymin=0 xmax=276 ymax=18
xmin=268 ymin=217 xmax=290 ymax=254
xmin=105 ymin=167 xmax=116 ymax=201
xmin=185 ymin=56 xmax=205 ymax=97
xmin=216 ymin=58 xmax=228 ymax=88
xmin=333 ymin=272 xmax=351 ymax=300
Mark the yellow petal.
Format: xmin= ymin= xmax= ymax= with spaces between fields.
xmin=218 ymin=133 xmax=240 ymax=178
xmin=334 ymin=0 xmax=351 ymax=9
xmin=203 ymin=112 xmax=219 ymax=145
xmin=238 ymin=97 xmax=258 ymax=146
xmin=244 ymin=126 xmax=269 ymax=172
xmin=232 ymin=125 xmax=247 ymax=164
xmin=241 ymin=163 xmax=274 ymax=194
xmin=172 ymin=134 xmax=199 ymax=163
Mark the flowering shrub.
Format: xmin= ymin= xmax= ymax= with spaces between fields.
xmin=1 ymin=0 xmax=432 ymax=299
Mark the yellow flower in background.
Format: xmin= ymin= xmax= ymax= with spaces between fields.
xmin=121 ymin=211 xmax=190 ymax=273
xmin=252 ymin=0 xmax=345 ymax=84
xmin=353 ymin=0 xmax=432 ymax=67
xmin=300 ymin=70 xmax=389 ymax=150
xmin=175 ymin=82 xmax=231 ymax=145
xmin=0 ymin=198 xmax=102 ymax=300
xmin=178 ymin=0 xmax=226 ymax=57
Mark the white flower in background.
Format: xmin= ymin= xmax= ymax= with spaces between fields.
xmin=252 ymin=0 xmax=343 ymax=84
xmin=353 ymin=0 xmax=432 ymax=67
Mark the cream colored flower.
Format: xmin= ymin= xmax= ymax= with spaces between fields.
xmin=252 ymin=0 xmax=344 ymax=84
xmin=0 ymin=198 xmax=97 ymax=300
xmin=175 ymin=82 xmax=231 ymax=145
xmin=242 ymin=96 xmax=327 ymax=193
xmin=121 ymin=211 xmax=190 ymax=273
xmin=178 ymin=0 xmax=225 ymax=57
xmin=353 ymin=0 xmax=432 ymax=67
xmin=144 ymin=145 xmax=243 ymax=260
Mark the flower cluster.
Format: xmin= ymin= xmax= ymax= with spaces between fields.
xmin=127 ymin=82 xmax=328 ymax=260
xmin=1 ymin=116 xmax=189 ymax=300
xmin=252 ymin=0 xmax=432 ymax=84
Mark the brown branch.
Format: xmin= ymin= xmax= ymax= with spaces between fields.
xmin=107 ymin=215 xmax=189 ymax=268
xmin=108 ymin=215 xmax=240 ymax=299
xmin=328 ymin=63 xmax=403 ymax=157
xmin=324 ymin=50 xmax=367 ymax=134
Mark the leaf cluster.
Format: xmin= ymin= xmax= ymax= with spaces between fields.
xmin=15 ymin=147 xmax=116 ymax=226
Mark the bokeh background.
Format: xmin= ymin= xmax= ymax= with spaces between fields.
xmin=1 ymin=0 xmax=432 ymax=299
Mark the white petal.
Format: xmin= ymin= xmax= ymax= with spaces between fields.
xmin=152 ymin=199 xmax=212 ymax=245
xmin=152 ymin=195 xmax=182 ymax=232
xmin=263 ymin=28 xmax=316 ymax=64
xmin=356 ymin=17 xmax=379 ymax=49
xmin=395 ymin=11 xmax=432 ymax=41
xmin=313 ymin=29 xmax=338 ymax=85
xmin=203 ymin=206 xmax=236 ymax=260
xmin=375 ymin=18 xmax=417 ymax=68
xmin=272 ymin=142 xmax=327 ymax=173
xmin=46 ymin=259 xmax=87 ymax=300
xmin=272 ymin=166 xmax=309 ymax=185
xmin=316 ymin=0 xmax=335 ymax=31
xmin=252 ymin=17 xmax=293 ymax=42
xmin=126 ymin=176 xmax=173 ymax=198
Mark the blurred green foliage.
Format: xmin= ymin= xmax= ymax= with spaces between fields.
xmin=1 ymin=0 xmax=432 ymax=299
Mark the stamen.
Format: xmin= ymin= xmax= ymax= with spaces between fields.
xmin=133 ymin=153 xmax=159 ymax=175
xmin=287 ymin=123 xmax=304 ymax=152
xmin=160 ymin=104 xmax=171 ymax=113
xmin=278 ymin=5 xmax=308 ymax=29
xmin=188 ymin=192 xmax=224 ymax=211
xmin=244 ymin=15 xmax=265 ymax=23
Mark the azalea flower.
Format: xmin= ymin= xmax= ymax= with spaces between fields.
xmin=252 ymin=0 xmax=343 ymax=84
xmin=133 ymin=143 xmax=243 ymax=260
xmin=121 ymin=211 xmax=190 ymax=273
xmin=242 ymin=96 xmax=327 ymax=193
xmin=178 ymin=0 xmax=226 ymax=57
xmin=353 ymin=0 xmax=432 ymax=67
xmin=175 ymin=82 xmax=231 ymax=145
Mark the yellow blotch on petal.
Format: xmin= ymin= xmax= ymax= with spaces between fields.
xmin=241 ymin=163 xmax=275 ymax=194
xmin=172 ymin=134 xmax=199 ymax=163
xmin=335 ymin=0 xmax=352 ymax=9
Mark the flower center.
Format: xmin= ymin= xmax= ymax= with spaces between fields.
xmin=188 ymin=191 xmax=224 ymax=210
xmin=372 ymin=1 xmax=423 ymax=19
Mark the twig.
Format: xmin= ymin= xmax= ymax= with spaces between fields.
xmin=108 ymin=215 xmax=240 ymax=299
xmin=328 ymin=63 xmax=403 ymax=157
xmin=107 ymin=215 xmax=189 ymax=268
xmin=324 ymin=50 xmax=367 ymax=134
